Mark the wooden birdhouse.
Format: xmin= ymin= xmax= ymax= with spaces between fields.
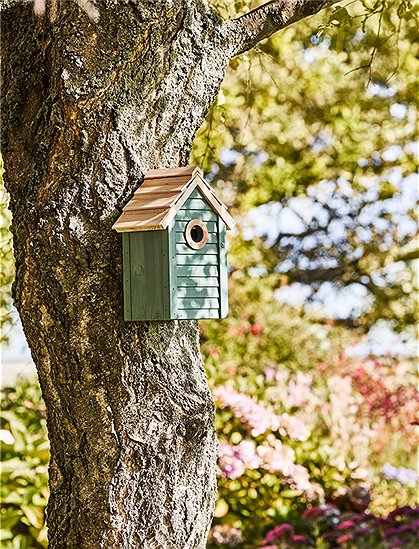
xmin=113 ymin=166 xmax=235 ymax=321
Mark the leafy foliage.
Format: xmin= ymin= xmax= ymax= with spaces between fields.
xmin=0 ymin=381 xmax=49 ymax=548
xmin=193 ymin=0 xmax=418 ymax=330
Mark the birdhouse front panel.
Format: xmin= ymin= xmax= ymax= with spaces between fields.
xmin=113 ymin=166 xmax=235 ymax=321
xmin=171 ymin=188 xmax=228 ymax=320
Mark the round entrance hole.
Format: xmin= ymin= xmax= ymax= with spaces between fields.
xmin=184 ymin=219 xmax=209 ymax=250
xmin=191 ymin=225 xmax=204 ymax=243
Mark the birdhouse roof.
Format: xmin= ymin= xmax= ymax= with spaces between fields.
xmin=112 ymin=166 xmax=235 ymax=233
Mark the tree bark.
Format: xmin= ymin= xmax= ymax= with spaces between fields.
xmin=1 ymin=1 xmax=335 ymax=547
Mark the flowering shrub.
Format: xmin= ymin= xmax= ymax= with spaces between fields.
xmin=260 ymin=505 xmax=419 ymax=548
xmin=203 ymin=291 xmax=417 ymax=547
xmin=382 ymin=464 xmax=418 ymax=486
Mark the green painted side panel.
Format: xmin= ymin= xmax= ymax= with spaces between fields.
xmin=122 ymin=234 xmax=132 ymax=320
xmin=128 ymin=231 xmax=170 ymax=320
xmin=177 ymin=276 xmax=219 ymax=287
xmin=178 ymin=297 xmax=219 ymax=309
xmin=174 ymin=220 xmax=217 ymax=233
xmin=218 ymin=218 xmax=228 ymax=318
xmin=168 ymin=222 xmax=178 ymax=319
xmin=176 ymin=243 xmax=218 ymax=256
xmin=177 ymin=309 xmax=220 ymax=320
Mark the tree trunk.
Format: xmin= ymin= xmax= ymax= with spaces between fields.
xmin=1 ymin=1 xmax=335 ymax=546
xmin=2 ymin=2 xmax=231 ymax=546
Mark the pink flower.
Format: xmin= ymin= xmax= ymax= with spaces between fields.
xmin=292 ymin=534 xmax=309 ymax=544
xmin=303 ymin=507 xmax=323 ymax=518
xmin=389 ymin=506 xmax=419 ymax=518
xmin=397 ymin=524 xmax=416 ymax=533
xmin=209 ymin=348 xmax=219 ymax=357
xmin=279 ymin=414 xmax=310 ymax=442
xmin=386 ymin=527 xmax=401 ymax=536
xmin=208 ymin=524 xmax=243 ymax=545
xmin=250 ymin=323 xmax=262 ymax=336
xmin=338 ymin=520 xmax=356 ymax=530
xmin=264 ymin=524 xmax=294 ymax=543
xmin=217 ymin=439 xmax=261 ymax=479
xmin=287 ymin=373 xmax=312 ymax=408
xmin=264 ymin=365 xmax=276 ymax=382
xmin=336 ymin=534 xmax=352 ymax=543
xmin=257 ymin=436 xmax=296 ymax=475
xmin=213 ymin=385 xmax=311 ymax=440
xmin=214 ymin=385 xmax=282 ymax=436
xmin=351 ymin=512 xmax=372 ymax=521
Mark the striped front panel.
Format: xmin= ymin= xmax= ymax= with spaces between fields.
xmin=173 ymin=189 xmax=222 ymax=319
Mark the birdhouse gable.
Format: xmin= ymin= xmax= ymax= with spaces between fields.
xmin=112 ymin=166 xmax=235 ymax=233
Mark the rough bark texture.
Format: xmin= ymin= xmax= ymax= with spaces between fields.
xmin=1 ymin=1 xmax=334 ymax=547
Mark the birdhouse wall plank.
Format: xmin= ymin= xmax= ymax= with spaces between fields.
xmin=125 ymin=230 xmax=170 ymax=320
xmin=174 ymin=220 xmax=218 ymax=233
xmin=218 ymin=217 xmax=228 ymax=319
xmin=177 ymin=255 xmax=218 ymax=267
xmin=177 ymin=276 xmax=220 ymax=288
xmin=177 ymin=287 xmax=219 ymax=299
xmin=174 ymin=210 xmax=216 ymax=222
xmin=175 ymin=243 xmax=218 ymax=256
xmin=176 ymin=265 xmax=219 ymax=277
xmin=122 ymin=234 xmax=132 ymax=320
xmin=167 ymin=221 xmax=178 ymax=320
xmin=177 ymin=309 xmax=220 ymax=320
xmin=182 ymin=198 xmax=213 ymax=210
xmin=178 ymin=297 xmax=219 ymax=309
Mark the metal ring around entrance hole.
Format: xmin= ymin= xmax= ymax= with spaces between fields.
xmin=184 ymin=218 xmax=209 ymax=250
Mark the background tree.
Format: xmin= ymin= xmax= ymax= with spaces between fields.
xmin=1 ymin=1 xmax=343 ymax=547
xmin=194 ymin=0 xmax=418 ymax=331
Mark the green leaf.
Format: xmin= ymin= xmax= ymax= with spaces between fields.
xmin=21 ymin=504 xmax=44 ymax=529
xmin=0 ymin=529 xmax=14 ymax=541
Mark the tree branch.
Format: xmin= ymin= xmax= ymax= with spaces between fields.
xmin=222 ymin=0 xmax=339 ymax=56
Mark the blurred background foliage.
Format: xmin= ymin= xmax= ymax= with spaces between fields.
xmin=1 ymin=0 xmax=418 ymax=547
xmin=196 ymin=0 xmax=418 ymax=332
xmin=1 ymin=158 xmax=14 ymax=343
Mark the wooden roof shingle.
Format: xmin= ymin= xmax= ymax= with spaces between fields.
xmin=113 ymin=166 xmax=235 ymax=233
